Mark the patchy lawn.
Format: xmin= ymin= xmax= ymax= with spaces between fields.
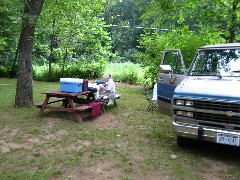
xmin=0 ymin=78 xmax=240 ymax=179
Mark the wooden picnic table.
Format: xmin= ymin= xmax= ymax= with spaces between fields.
xmin=34 ymin=90 xmax=101 ymax=123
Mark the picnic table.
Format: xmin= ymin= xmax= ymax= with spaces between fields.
xmin=34 ymin=90 xmax=103 ymax=123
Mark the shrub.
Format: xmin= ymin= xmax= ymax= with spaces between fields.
xmin=0 ymin=65 xmax=7 ymax=77
xmin=0 ymin=61 xmax=16 ymax=78
xmin=33 ymin=62 xmax=104 ymax=82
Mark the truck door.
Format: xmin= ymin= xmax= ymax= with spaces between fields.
xmin=157 ymin=50 xmax=187 ymax=115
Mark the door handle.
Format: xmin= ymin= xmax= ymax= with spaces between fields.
xmin=170 ymin=75 xmax=176 ymax=84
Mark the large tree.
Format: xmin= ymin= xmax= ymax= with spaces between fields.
xmin=138 ymin=0 xmax=239 ymax=42
xmin=15 ymin=0 xmax=45 ymax=107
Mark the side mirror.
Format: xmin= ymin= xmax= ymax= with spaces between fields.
xmin=160 ymin=65 xmax=172 ymax=74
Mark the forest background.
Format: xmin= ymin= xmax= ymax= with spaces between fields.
xmin=0 ymin=0 xmax=239 ymax=105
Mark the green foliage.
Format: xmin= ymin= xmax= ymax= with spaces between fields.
xmin=64 ymin=62 xmax=104 ymax=79
xmin=33 ymin=62 xmax=146 ymax=84
xmin=105 ymin=0 xmax=143 ymax=63
xmin=0 ymin=38 xmax=7 ymax=51
xmin=0 ymin=0 xmax=111 ymax=81
xmin=33 ymin=61 xmax=104 ymax=82
xmin=34 ymin=0 xmax=111 ymax=74
xmin=0 ymin=61 xmax=17 ymax=78
xmin=33 ymin=65 xmax=61 ymax=82
xmin=137 ymin=0 xmax=176 ymax=28
xmin=138 ymin=0 xmax=239 ymax=43
xmin=123 ymin=48 xmax=140 ymax=63
xmin=0 ymin=65 xmax=7 ymax=77
xmin=104 ymin=62 xmax=144 ymax=84
xmin=0 ymin=0 xmax=22 ymax=65
xmin=110 ymin=48 xmax=140 ymax=63
xmin=135 ymin=28 xmax=224 ymax=84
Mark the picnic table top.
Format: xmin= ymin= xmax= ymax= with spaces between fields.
xmin=42 ymin=90 xmax=95 ymax=97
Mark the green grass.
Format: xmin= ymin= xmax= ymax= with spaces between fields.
xmin=0 ymin=78 xmax=240 ymax=179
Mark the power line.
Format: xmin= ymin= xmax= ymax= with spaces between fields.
xmin=108 ymin=24 xmax=169 ymax=31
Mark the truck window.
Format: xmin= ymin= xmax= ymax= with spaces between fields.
xmin=163 ymin=52 xmax=184 ymax=74
xmin=189 ymin=49 xmax=240 ymax=76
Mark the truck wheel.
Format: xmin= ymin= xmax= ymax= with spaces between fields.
xmin=177 ymin=136 xmax=192 ymax=147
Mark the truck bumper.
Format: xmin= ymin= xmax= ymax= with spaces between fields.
xmin=173 ymin=121 xmax=240 ymax=144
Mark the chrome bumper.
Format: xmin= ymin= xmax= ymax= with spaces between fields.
xmin=173 ymin=121 xmax=240 ymax=143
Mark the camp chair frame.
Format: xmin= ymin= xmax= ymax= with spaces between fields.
xmin=143 ymin=90 xmax=158 ymax=111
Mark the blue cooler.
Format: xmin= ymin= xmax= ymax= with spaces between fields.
xmin=60 ymin=78 xmax=83 ymax=93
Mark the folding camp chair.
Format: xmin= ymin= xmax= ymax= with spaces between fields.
xmin=143 ymin=90 xmax=158 ymax=111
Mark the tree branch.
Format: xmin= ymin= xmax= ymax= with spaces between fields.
xmin=217 ymin=0 xmax=228 ymax=8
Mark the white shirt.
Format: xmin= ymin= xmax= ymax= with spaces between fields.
xmin=106 ymin=79 xmax=115 ymax=93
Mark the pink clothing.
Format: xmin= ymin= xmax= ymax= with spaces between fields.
xmin=87 ymin=102 xmax=102 ymax=117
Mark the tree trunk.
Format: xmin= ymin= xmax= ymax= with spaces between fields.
xmin=15 ymin=0 xmax=45 ymax=107
xmin=49 ymin=19 xmax=56 ymax=81
xmin=229 ymin=1 xmax=238 ymax=43
xmin=61 ymin=48 xmax=68 ymax=78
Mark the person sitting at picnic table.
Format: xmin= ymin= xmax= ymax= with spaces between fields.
xmin=108 ymin=74 xmax=114 ymax=85
xmin=99 ymin=74 xmax=115 ymax=104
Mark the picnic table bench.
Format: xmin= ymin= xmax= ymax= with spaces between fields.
xmin=34 ymin=90 xmax=103 ymax=123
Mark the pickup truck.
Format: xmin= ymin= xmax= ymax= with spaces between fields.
xmin=157 ymin=43 xmax=240 ymax=147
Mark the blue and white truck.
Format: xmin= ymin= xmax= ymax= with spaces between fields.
xmin=157 ymin=43 xmax=240 ymax=146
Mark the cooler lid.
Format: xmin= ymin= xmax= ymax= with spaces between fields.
xmin=60 ymin=78 xmax=83 ymax=83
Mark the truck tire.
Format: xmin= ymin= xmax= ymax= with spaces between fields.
xmin=177 ymin=136 xmax=192 ymax=147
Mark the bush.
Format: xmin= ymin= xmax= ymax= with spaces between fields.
xmin=33 ymin=65 xmax=62 ymax=82
xmin=110 ymin=48 xmax=140 ymax=63
xmin=33 ymin=62 xmax=105 ymax=82
xmin=0 ymin=61 xmax=17 ymax=78
xmin=0 ymin=65 xmax=7 ymax=77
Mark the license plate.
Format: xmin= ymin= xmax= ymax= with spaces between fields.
xmin=216 ymin=133 xmax=240 ymax=146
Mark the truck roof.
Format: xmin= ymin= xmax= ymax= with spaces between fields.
xmin=199 ymin=43 xmax=240 ymax=50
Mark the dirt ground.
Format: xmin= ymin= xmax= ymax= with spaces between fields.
xmin=54 ymin=112 xmax=239 ymax=179
xmin=1 ymin=110 xmax=240 ymax=179
xmin=61 ymin=112 xmax=174 ymax=180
